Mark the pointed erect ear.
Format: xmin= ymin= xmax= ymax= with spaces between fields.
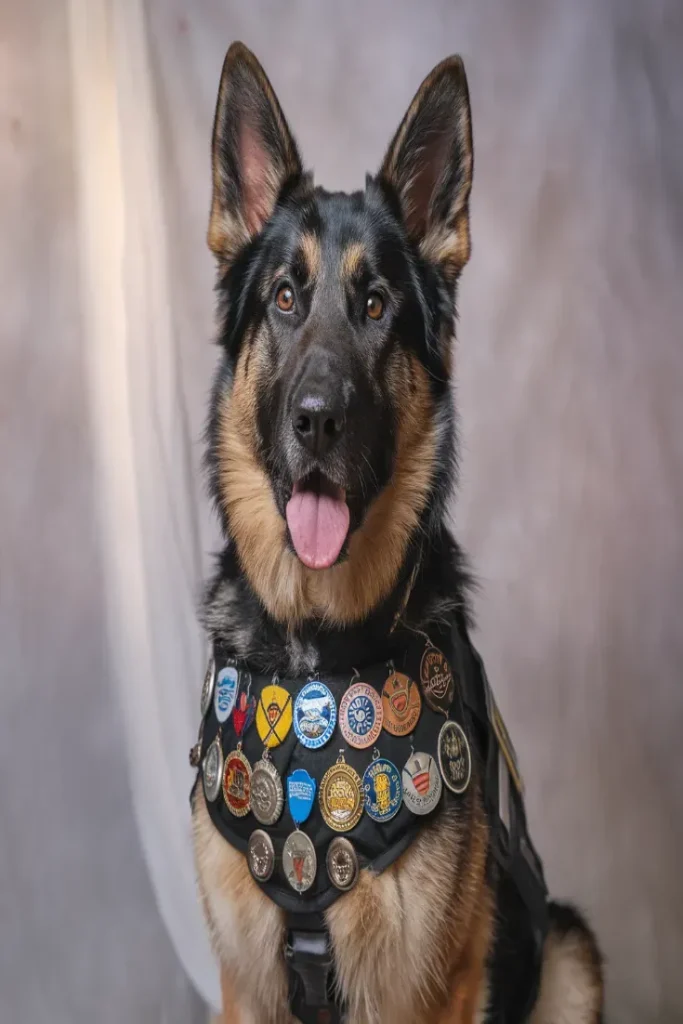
xmin=208 ymin=42 xmax=303 ymax=263
xmin=379 ymin=56 xmax=473 ymax=282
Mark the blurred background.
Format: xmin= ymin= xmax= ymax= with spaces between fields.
xmin=2 ymin=0 xmax=682 ymax=1021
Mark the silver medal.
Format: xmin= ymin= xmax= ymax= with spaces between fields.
xmin=202 ymin=732 xmax=223 ymax=803
xmin=250 ymin=756 xmax=284 ymax=826
xmin=402 ymin=751 xmax=442 ymax=815
xmin=326 ymin=837 xmax=359 ymax=892
xmin=283 ymin=830 xmax=317 ymax=893
xmin=200 ymin=655 xmax=216 ymax=718
xmin=247 ymin=829 xmax=275 ymax=883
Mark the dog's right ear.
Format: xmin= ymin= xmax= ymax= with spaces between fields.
xmin=208 ymin=42 xmax=303 ymax=264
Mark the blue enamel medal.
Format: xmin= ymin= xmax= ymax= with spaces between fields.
xmin=214 ymin=663 xmax=239 ymax=724
xmin=293 ymin=681 xmax=337 ymax=749
xmin=363 ymin=752 xmax=402 ymax=823
xmin=287 ymin=768 xmax=317 ymax=827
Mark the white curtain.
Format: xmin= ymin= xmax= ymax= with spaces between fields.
xmin=68 ymin=0 xmax=683 ymax=1019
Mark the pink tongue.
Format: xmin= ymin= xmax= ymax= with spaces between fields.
xmin=286 ymin=484 xmax=350 ymax=570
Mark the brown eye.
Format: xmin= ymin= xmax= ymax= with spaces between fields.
xmin=275 ymin=284 xmax=295 ymax=313
xmin=366 ymin=292 xmax=384 ymax=320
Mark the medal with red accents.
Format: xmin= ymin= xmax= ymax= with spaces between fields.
xmin=222 ymin=703 xmax=252 ymax=817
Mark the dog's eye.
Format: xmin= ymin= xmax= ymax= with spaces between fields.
xmin=366 ymin=293 xmax=384 ymax=321
xmin=275 ymin=284 xmax=295 ymax=313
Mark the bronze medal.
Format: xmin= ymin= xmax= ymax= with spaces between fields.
xmin=326 ymin=837 xmax=359 ymax=892
xmin=437 ymin=721 xmax=472 ymax=795
xmin=283 ymin=830 xmax=317 ymax=893
xmin=381 ymin=670 xmax=421 ymax=737
xmin=420 ymin=645 xmax=455 ymax=716
xmin=319 ymin=754 xmax=363 ymax=832
xmin=247 ymin=829 xmax=275 ymax=883
xmin=222 ymin=747 xmax=252 ymax=816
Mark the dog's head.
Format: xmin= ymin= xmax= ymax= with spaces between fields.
xmin=206 ymin=43 xmax=473 ymax=626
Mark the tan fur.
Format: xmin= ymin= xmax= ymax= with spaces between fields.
xmin=340 ymin=240 xmax=366 ymax=283
xmin=529 ymin=926 xmax=604 ymax=1024
xmin=218 ymin=343 xmax=437 ymax=627
xmin=195 ymin=780 xmax=492 ymax=1024
xmin=299 ymin=232 xmax=321 ymax=280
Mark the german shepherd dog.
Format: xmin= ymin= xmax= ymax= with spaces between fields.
xmin=193 ymin=42 xmax=604 ymax=1024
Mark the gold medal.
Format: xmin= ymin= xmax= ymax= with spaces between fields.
xmin=381 ymin=669 xmax=421 ymax=736
xmin=255 ymin=683 xmax=293 ymax=749
xmin=319 ymin=753 xmax=363 ymax=832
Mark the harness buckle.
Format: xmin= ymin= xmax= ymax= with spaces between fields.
xmin=285 ymin=928 xmax=342 ymax=1024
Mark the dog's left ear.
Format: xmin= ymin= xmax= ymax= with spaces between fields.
xmin=208 ymin=42 xmax=303 ymax=263
xmin=379 ymin=56 xmax=473 ymax=282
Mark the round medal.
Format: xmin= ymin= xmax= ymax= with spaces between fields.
xmin=250 ymin=756 xmax=284 ymax=826
xmin=202 ymin=732 xmax=223 ymax=803
xmin=363 ymin=755 xmax=402 ymax=823
xmin=437 ymin=721 xmax=472 ymax=795
xmin=402 ymin=751 xmax=442 ymax=815
xmin=283 ymin=830 xmax=317 ymax=893
xmin=326 ymin=837 xmax=359 ymax=892
xmin=319 ymin=756 xmax=363 ymax=832
xmin=293 ymin=681 xmax=337 ymax=749
xmin=214 ymin=664 xmax=239 ymax=724
xmin=339 ymin=683 xmax=383 ymax=749
xmin=200 ymin=655 xmax=216 ymax=717
xmin=287 ymin=768 xmax=317 ymax=827
xmin=256 ymin=684 xmax=293 ymax=748
xmin=222 ymin=748 xmax=252 ymax=816
xmin=420 ymin=645 xmax=455 ymax=716
xmin=381 ymin=671 xmax=421 ymax=737
xmin=247 ymin=829 xmax=275 ymax=883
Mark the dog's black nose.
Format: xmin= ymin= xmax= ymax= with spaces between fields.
xmin=292 ymin=392 xmax=345 ymax=458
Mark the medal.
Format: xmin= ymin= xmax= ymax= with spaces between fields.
xmin=200 ymin=654 xmax=216 ymax=717
xmin=189 ymin=718 xmax=204 ymax=768
xmin=381 ymin=667 xmax=421 ymax=737
xmin=402 ymin=751 xmax=442 ymax=815
xmin=256 ymin=682 xmax=293 ymax=748
xmin=287 ymin=768 xmax=317 ymax=827
xmin=202 ymin=731 xmax=223 ymax=803
xmin=250 ymin=752 xmax=284 ymax=826
xmin=319 ymin=752 xmax=363 ymax=832
xmin=222 ymin=746 xmax=252 ymax=816
xmin=247 ymin=829 xmax=275 ymax=883
xmin=363 ymin=750 xmax=402 ymax=823
xmin=437 ymin=720 xmax=472 ymax=795
xmin=326 ymin=837 xmax=359 ymax=892
xmin=214 ymin=662 xmax=239 ymax=724
xmin=420 ymin=643 xmax=455 ymax=716
xmin=339 ymin=681 xmax=383 ymax=749
xmin=283 ymin=830 xmax=317 ymax=893
xmin=293 ymin=680 xmax=337 ymax=749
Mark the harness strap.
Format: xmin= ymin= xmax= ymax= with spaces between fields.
xmin=285 ymin=912 xmax=344 ymax=1024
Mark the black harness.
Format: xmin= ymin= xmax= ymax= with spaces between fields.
xmin=192 ymin=621 xmax=548 ymax=1023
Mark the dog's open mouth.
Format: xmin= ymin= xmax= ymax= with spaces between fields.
xmin=285 ymin=470 xmax=350 ymax=570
